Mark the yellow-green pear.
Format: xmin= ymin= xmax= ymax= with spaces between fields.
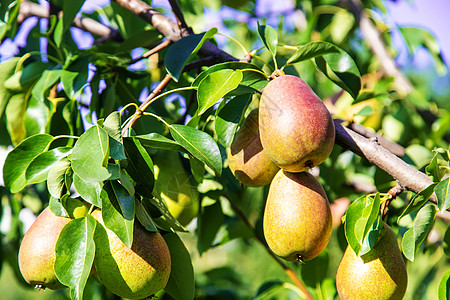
xmin=336 ymin=222 xmax=408 ymax=300
xmin=18 ymin=207 xmax=69 ymax=290
xmin=153 ymin=151 xmax=199 ymax=226
xmin=263 ymin=170 xmax=332 ymax=262
xmin=92 ymin=210 xmax=171 ymax=299
xmin=227 ymin=109 xmax=280 ymax=187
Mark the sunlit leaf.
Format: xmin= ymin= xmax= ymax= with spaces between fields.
xmin=398 ymin=182 xmax=437 ymax=221
xmin=3 ymin=134 xmax=53 ymax=192
xmin=71 ymin=125 xmax=110 ymax=182
xmin=73 ymin=173 xmax=103 ymax=207
xmin=31 ymin=65 xmax=62 ymax=102
xmin=102 ymin=111 xmax=126 ymax=160
xmin=197 ymin=69 xmax=243 ymax=115
xmin=257 ymin=23 xmax=278 ymax=57
xmin=47 ymin=157 xmax=72 ymax=199
xmin=134 ymin=133 xmax=185 ymax=152
xmin=101 ymin=182 xmax=134 ymax=248
xmin=55 ymin=215 xmax=96 ymax=300
xmin=425 ymin=151 xmax=442 ymax=182
xmin=401 ymin=204 xmax=437 ymax=262
xmin=26 ymin=147 xmax=72 ymax=184
xmin=436 ymin=178 xmax=450 ymax=211
xmin=169 ymin=124 xmax=222 ymax=176
xmin=61 ymin=55 xmax=90 ymax=99
xmin=439 ymin=269 xmax=450 ymax=300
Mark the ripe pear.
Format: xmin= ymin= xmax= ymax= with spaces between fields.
xmin=18 ymin=207 xmax=69 ymax=290
xmin=92 ymin=210 xmax=171 ymax=299
xmin=263 ymin=170 xmax=332 ymax=262
xmin=153 ymin=151 xmax=199 ymax=226
xmin=259 ymin=75 xmax=335 ymax=172
xmin=336 ymin=222 xmax=408 ymax=300
xmin=227 ymin=109 xmax=280 ymax=187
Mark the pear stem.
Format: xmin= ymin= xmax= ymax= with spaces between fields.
xmin=226 ymin=197 xmax=314 ymax=300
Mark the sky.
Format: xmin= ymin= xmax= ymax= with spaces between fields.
xmin=385 ymin=0 xmax=450 ymax=67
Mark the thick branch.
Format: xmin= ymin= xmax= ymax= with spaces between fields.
xmin=113 ymin=0 xmax=237 ymax=62
xmin=19 ymin=0 xmax=123 ymax=42
xmin=347 ymin=0 xmax=413 ymax=94
xmin=334 ymin=120 xmax=435 ymax=201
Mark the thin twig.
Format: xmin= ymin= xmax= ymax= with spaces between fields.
xmin=226 ymin=197 xmax=314 ymax=300
xmin=128 ymin=40 xmax=171 ymax=65
xmin=19 ymin=0 xmax=123 ymax=42
xmin=168 ymin=0 xmax=192 ymax=33
xmin=346 ymin=0 xmax=412 ymax=95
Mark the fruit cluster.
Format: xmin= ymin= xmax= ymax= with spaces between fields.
xmin=227 ymin=74 xmax=407 ymax=299
xmin=18 ymin=200 xmax=171 ymax=299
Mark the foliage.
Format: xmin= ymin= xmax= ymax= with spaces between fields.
xmin=0 ymin=0 xmax=449 ymax=299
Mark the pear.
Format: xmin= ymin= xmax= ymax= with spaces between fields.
xmin=336 ymin=222 xmax=408 ymax=300
xmin=92 ymin=210 xmax=171 ymax=299
xmin=153 ymin=151 xmax=199 ymax=226
xmin=263 ymin=170 xmax=332 ymax=262
xmin=259 ymin=75 xmax=335 ymax=172
xmin=18 ymin=207 xmax=69 ymax=290
xmin=227 ymin=109 xmax=280 ymax=187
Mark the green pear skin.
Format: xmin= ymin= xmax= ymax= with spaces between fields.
xmin=18 ymin=207 xmax=69 ymax=290
xmin=92 ymin=210 xmax=171 ymax=299
xmin=336 ymin=222 xmax=408 ymax=300
xmin=259 ymin=75 xmax=335 ymax=172
xmin=153 ymin=151 xmax=199 ymax=226
xmin=263 ymin=170 xmax=332 ymax=262
xmin=227 ymin=109 xmax=280 ymax=187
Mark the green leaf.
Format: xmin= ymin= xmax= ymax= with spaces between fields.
xmin=192 ymin=62 xmax=268 ymax=93
xmin=54 ymin=0 xmax=86 ymax=47
xmin=197 ymin=200 xmax=223 ymax=254
xmin=0 ymin=57 xmax=19 ymax=118
xmin=398 ymin=183 xmax=437 ymax=221
xmin=286 ymin=41 xmax=360 ymax=98
xmin=188 ymin=154 xmax=205 ymax=184
xmin=444 ymin=227 xmax=450 ymax=258
xmin=73 ymin=173 xmax=102 ymax=207
xmin=436 ymin=178 xmax=450 ymax=211
xmin=344 ymin=194 xmax=382 ymax=256
xmin=5 ymin=92 xmax=29 ymax=145
xmin=144 ymin=195 xmax=186 ymax=232
xmin=165 ymin=28 xmax=217 ymax=81
xmin=162 ymin=232 xmax=195 ymax=300
xmin=401 ymin=204 xmax=437 ymax=262
xmin=49 ymin=196 xmax=69 ymax=218
xmin=399 ymin=26 xmax=447 ymax=75
xmin=102 ymin=111 xmax=126 ymax=160
xmin=123 ymin=137 xmax=155 ymax=198
xmin=426 ymin=151 xmax=442 ymax=182
xmin=215 ymin=94 xmax=252 ymax=147
xmin=257 ymin=23 xmax=278 ymax=57
xmin=31 ymin=65 xmax=62 ymax=102
xmin=55 ymin=215 xmax=96 ymax=300
xmin=134 ymin=133 xmax=185 ymax=152
xmin=4 ymin=61 xmax=49 ymax=92
xmin=196 ymin=69 xmax=243 ymax=115
xmin=25 ymin=147 xmax=72 ymax=184
xmin=301 ymin=250 xmax=329 ymax=287
xmin=47 ymin=157 xmax=72 ymax=199
xmin=101 ymin=182 xmax=134 ymax=248
xmin=169 ymin=124 xmax=222 ymax=176
xmin=286 ymin=41 xmax=340 ymax=65
xmin=3 ymin=134 xmax=53 ymax=192
xmin=61 ymin=55 xmax=90 ymax=99
xmin=314 ymin=52 xmax=361 ymax=99
xmin=439 ymin=269 xmax=450 ymax=300
xmin=135 ymin=200 xmax=158 ymax=232
xmin=71 ymin=125 xmax=110 ymax=182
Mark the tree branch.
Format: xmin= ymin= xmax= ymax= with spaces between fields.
xmin=113 ymin=0 xmax=237 ymax=63
xmin=334 ymin=120 xmax=436 ymax=201
xmin=346 ymin=0 xmax=413 ymax=95
xmin=18 ymin=0 xmax=123 ymax=42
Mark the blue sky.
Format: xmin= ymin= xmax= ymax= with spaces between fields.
xmin=386 ymin=0 xmax=450 ymax=67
